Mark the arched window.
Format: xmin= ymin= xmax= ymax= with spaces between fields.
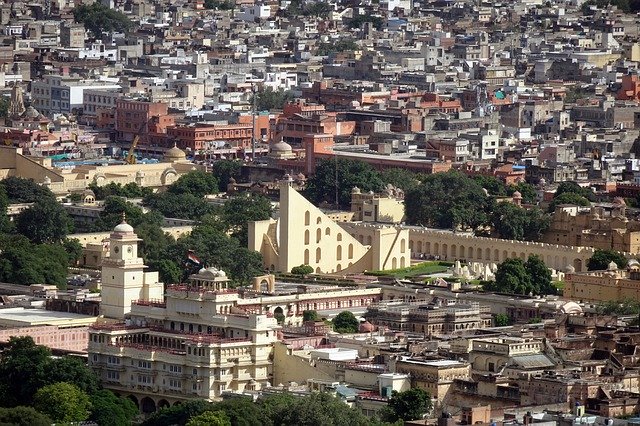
xmin=316 ymin=247 xmax=321 ymax=262
xmin=304 ymin=211 xmax=310 ymax=226
xmin=304 ymin=249 xmax=309 ymax=264
xmin=337 ymin=233 xmax=342 ymax=241
xmin=325 ymin=227 xmax=330 ymax=236
xmin=337 ymin=246 xmax=342 ymax=261
xmin=348 ymin=243 xmax=354 ymax=259
xmin=316 ymin=217 xmax=322 ymax=224
xmin=304 ymin=230 xmax=309 ymax=245
xmin=316 ymin=228 xmax=321 ymax=243
xmin=400 ymin=239 xmax=406 ymax=253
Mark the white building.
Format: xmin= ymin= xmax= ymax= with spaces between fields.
xmin=237 ymin=4 xmax=271 ymax=22
xmin=88 ymin=220 xmax=279 ymax=412
xmin=32 ymin=75 xmax=122 ymax=117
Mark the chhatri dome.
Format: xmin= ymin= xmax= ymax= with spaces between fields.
xmin=164 ymin=143 xmax=186 ymax=162
xmin=113 ymin=214 xmax=134 ymax=234
xmin=268 ymin=139 xmax=294 ymax=159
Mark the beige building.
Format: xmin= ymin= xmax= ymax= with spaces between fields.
xmin=350 ymin=186 xmax=405 ymax=224
xmin=543 ymin=204 xmax=640 ymax=254
xmin=249 ymin=181 xmax=410 ymax=274
xmin=0 ymin=146 xmax=203 ymax=197
xmin=563 ymin=261 xmax=640 ymax=303
xmin=391 ymin=358 xmax=470 ymax=404
xmin=88 ymin=221 xmax=280 ymax=412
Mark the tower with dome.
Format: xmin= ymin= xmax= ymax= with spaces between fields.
xmin=99 ymin=216 xmax=164 ymax=319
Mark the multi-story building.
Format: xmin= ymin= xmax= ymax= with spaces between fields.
xmin=88 ymin=220 xmax=279 ymax=412
xmin=60 ymin=23 xmax=85 ymax=48
xmin=364 ymin=300 xmax=492 ymax=335
xmin=167 ymin=123 xmax=253 ymax=151
xmin=82 ymin=89 xmax=122 ymax=125
xmin=350 ymin=187 xmax=405 ymax=224
xmin=31 ymin=75 xmax=122 ymax=117
xmin=114 ymin=98 xmax=174 ymax=144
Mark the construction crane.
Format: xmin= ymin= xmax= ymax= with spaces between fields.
xmin=125 ymin=117 xmax=158 ymax=165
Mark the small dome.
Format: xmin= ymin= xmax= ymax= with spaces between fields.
xmin=352 ymin=186 xmax=361 ymax=194
xmin=82 ymin=189 xmax=95 ymax=196
xmin=113 ymin=221 xmax=134 ymax=234
xmin=608 ymin=261 xmax=618 ymax=271
xmin=560 ymin=301 xmax=583 ymax=315
xmin=513 ymin=191 xmax=522 ymax=199
xmin=271 ymin=141 xmax=292 ymax=153
xmin=628 ymin=259 xmax=640 ymax=269
xmin=164 ymin=144 xmax=186 ymax=161
xmin=565 ymin=265 xmax=575 ymax=274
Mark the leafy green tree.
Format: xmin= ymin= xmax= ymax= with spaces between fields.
xmin=0 ymin=96 xmax=9 ymax=118
xmin=63 ymin=238 xmax=83 ymax=265
xmin=0 ymin=406 xmax=52 ymax=426
xmin=303 ymin=310 xmax=320 ymax=321
xmin=291 ymin=265 xmax=314 ymax=276
xmin=333 ymin=311 xmax=359 ymax=333
xmin=349 ymin=14 xmax=384 ymax=30
xmin=380 ymin=168 xmax=422 ymax=191
xmin=221 ymin=194 xmax=273 ymax=245
xmin=587 ymin=249 xmax=628 ymax=271
xmin=596 ymin=298 xmax=640 ymax=315
xmin=88 ymin=182 xmax=152 ymax=200
xmin=33 ymin=382 xmax=91 ymax=424
xmin=168 ymin=170 xmax=219 ymax=198
xmin=89 ymin=390 xmax=138 ymax=426
xmin=208 ymin=398 xmax=266 ymax=426
xmin=155 ymin=259 xmax=183 ymax=284
xmin=254 ymin=87 xmax=294 ymax=111
xmin=382 ymin=388 xmax=432 ymax=422
xmin=142 ymin=400 xmax=217 ymax=426
xmin=93 ymin=196 xmax=161 ymax=231
xmin=263 ymin=392 xmax=374 ymax=426
xmin=0 ymin=235 xmax=69 ymax=287
xmin=495 ymin=313 xmax=511 ymax=326
xmin=555 ymin=181 xmax=595 ymax=201
xmin=15 ymin=197 xmax=73 ymax=243
xmin=0 ymin=336 xmax=51 ymax=407
xmin=204 ymin=0 xmax=234 ymax=9
xmin=43 ymin=356 xmax=99 ymax=395
xmin=490 ymin=258 xmax=532 ymax=295
xmin=73 ymin=3 xmax=133 ymax=36
xmin=525 ymin=255 xmax=554 ymax=295
xmin=317 ymin=39 xmax=358 ymax=56
xmin=548 ymin=192 xmax=591 ymax=212
xmin=306 ymin=159 xmax=385 ymax=208
xmin=405 ymin=170 xmax=490 ymax=230
xmin=0 ymin=176 xmax=54 ymax=203
xmin=211 ymin=160 xmax=243 ymax=192
xmin=143 ymin=192 xmax=215 ymax=220
xmin=187 ymin=410 xmax=231 ymax=426
xmin=507 ymin=181 xmax=538 ymax=204
xmin=491 ymin=203 xmax=549 ymax=241
xmin=472 ymin=175 xmax=507 ymax=196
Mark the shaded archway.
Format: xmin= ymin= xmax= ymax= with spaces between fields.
xmin=141 ymin=397 xmax=156 ymax=414
xmin=158 ymin=399 xmax=170 ymax=410
xmin=127 ymin=395 xmax=139 ymax=410
xmin=573 ymin=258 xmax=582 ymax=272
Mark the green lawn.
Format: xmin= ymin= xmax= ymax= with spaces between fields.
xmin=366 ymin=261 xmax=452 ymax=279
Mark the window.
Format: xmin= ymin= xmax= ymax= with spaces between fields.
xmin=169 ymin=379 xmax=182 ymax=389
xmin=304 ymin=211 xmax=310 ymax=226
xmin=107 ymin=356 xmax=120 ymax=365
xmin=138 ymin=360 xmax=151 ymax=369
xmin=169 ymin=364 xmax=182 ymax=373
xmin=106 ymin=371 xmax=120 ymax=380
xmin=137 ymin=375 xmax=153 ymax=384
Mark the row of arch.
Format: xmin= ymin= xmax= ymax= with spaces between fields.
xmin=123 ymin=394 xmax=181 ymax=414
xmin=408 ymin=239 xmax=586 ymax=271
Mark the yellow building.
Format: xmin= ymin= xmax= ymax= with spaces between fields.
xmin=248 ymin=180 xmax=410 ymax=274
xmin=564 ymin=261 xmax=640 ymax=302
xmin=350 ymin=186 xmax=405 ymax=224
xmin=391 ymin=358 xmax=470 ymax=404
xmin=0 ymin=146 xmax=203 ymax=197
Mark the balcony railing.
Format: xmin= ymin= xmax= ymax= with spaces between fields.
xmin=132 ymin=299 xmax=167 ymax=308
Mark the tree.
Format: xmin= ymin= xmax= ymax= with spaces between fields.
xmin=348 ymin=14 xmax=384 ymax=30
xmin=204 ymin=0 xmax=234 ymax=9
xmin=93 ymin=196 xmax=160 ymax=231
xmin=405 ymin=171 xmax=490 ymax=230
xmin=333 ymin=311 xmax=359 ymax=333
xmin=0 ymin=96 xmax=9 ymax=118
xmin=33 ymin=382 xmax=91 ymax=424
xmin=168 ymin=170 xmax=219 ymax=198
xmin=254 ymin=87 xmax=294 ymax=111
xmin=142 ymin=400 xmax=217 ymax=426
xmin=187 ymin=410 xmax=231 ymax=426
xmin=380 ymin=168 xmax=422 ymax=191
xmin=317 ymin=39 xmax=358 ymax=56
xmin=15 ymin=197 xmax=73 ymax=243
xmin=0 ymin=406 xmax=52 ymax=426
xmin=382 ymin=388 xmax=432 ymax=422
xmin=155 ymin=259 xmax=182 ymax=284
xmin=291 ymin=265 xmax=314 ymax=276
xmin=587 ymin=249 xmax=628 ymax=271
xmin=0 ymin=337 xmax=51 ymax=407
xmin=0 ymin=235 xmax=69 ymax=287
xmin=43 ymin=356 xmax=99 ymax=395
xmin=490 ymin=258 xmax=532 ymax=295
xmin=89 ymin=390 xmax=138 ymax=426
xmin=507 ymin=181 xmax=537 ymax=204
xmin=306 ymin=159 xmax=385 ymax=208
xmin=211 ymin=160 xmax=243 ymax=192
xmin=63 ymin=238 xmax=83 ymax=265
xmin=88 ymin=182 xmax=152 ymax=200
xmin=525 ymin=255 xmax=554 ymax=295
xmin=495 ymin=313 xmax=511 ymax=326
xmin=472 ymin=175 xmax=507 ymax=196
xmin=221 ymin=194 xmax=273 ymax=245
xmin=491 ymin=203 xmax=549 ymax=241
xmin=73 ymin=3 xmax=133 ymax=36
xmin=548 ymin=192 xmax=591 ymax=212
xmin=0 ymin=176 xmax=54 ymax=203
xmin=143 ymin=192 xmax=215 ymax=220
xmin=302 ymin=310 xmax=319 ymax=321
xmin=554 ymin=181 xmax=595 ymax=201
